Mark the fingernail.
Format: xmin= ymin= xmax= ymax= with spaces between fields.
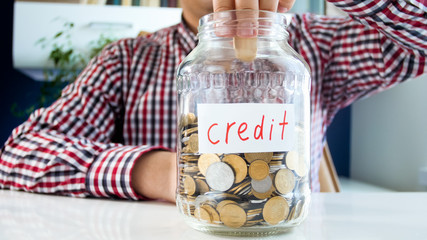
xmin=278 ymin=7 xmax=288 ymax=13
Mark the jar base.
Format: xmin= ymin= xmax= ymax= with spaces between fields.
xmin=182 ymin=215 xmax=299 ymax=236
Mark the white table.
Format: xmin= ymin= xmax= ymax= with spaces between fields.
xmin=1 ymin=190 xmax=426 ymax=240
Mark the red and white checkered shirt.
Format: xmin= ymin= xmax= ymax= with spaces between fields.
xmin=1 ymin=0 xmax=426 ymax=198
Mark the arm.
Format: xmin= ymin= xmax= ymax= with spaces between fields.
xmin=0 ymin=39 xmax=175 ymax=201
xmin=289 ymin=0 xmax=426 ymax=124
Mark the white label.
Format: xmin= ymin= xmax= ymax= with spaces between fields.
xmin=198 ymin=103 xmax=295 ymax=154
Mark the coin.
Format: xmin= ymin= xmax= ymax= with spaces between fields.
xmin=247 ymin=208 xmax=262 ymax=217
xmin=249 ymin=160 xmax=270 ymax=180
xmin=216 ymin=200 xmax=238 ymax=213
xmin=182 ymin=126 xmax=198 ymax=138
xmin=272 ymin=152 xmax=285 ymax=160
xmin=263 ymin=196 xmax=290 ymax=225
xmin=187 ymin=133 xmax=199 ymax=153
xmin=180 ymin=155 xmax=199 ymax=162
xmin=219 ymin=203 xmax=247 ymax=228
xmin=198 ymin=153 xmax=220 ymax=176
xmin=252 ymin=187 xmax=274 ymax=200
xmin=184 ymin=112 xmax=197 ymax=126
xmin=195 ymin=179 xmax=210 ymax=194
xmin=183 ymin=175 xmax=196 ymax=195
xmin=285 ymin=151 xmax=298 ymax=170
xmin=180 ymin=113 xmax=197 ymax=128
xmin=183 ymin=164 xmax=199 ymax=173
xmin=251 ymin=175 xmax=272 ymax=193
xmin=244 ymin=152 xmax=273 ymax=163
xmin=274 ymin=168 xmax=296 ymax=194
xmin=223 ymin=154 xmax=248 ymax=184
xmin=230 ymin=180 xmax=251 ymax=195
xmin=206 ymin=162 xmax=235 ymax=191
xmin=202 ymin=204 xmax=221 ymax=223
xmin=195 ymin=206 xmax=212 ymax=223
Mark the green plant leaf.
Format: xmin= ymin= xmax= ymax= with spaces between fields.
xmin=54 ymin=31 xmax=63 ymax=39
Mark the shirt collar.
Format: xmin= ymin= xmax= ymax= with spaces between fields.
xmin=177 ymin=17 xmax=198 ymax=54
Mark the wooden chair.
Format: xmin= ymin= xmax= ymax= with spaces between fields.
xmin=319 ymin=142 xmax=341 ymax=192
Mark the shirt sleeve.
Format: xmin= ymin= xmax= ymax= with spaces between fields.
xmin=0 ymin=39 xmax=161 ymax=200
xmin=299 ymin=0 xmax=427 ymax=125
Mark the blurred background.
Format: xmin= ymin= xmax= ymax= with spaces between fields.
xmin=2 ymin=0 xmax=427 ymax=192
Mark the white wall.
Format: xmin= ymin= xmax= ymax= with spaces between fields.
xmin=351 ymin=74 xmax=427 ymax=191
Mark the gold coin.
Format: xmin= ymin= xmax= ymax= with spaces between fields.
xmin=223 ymin=154 xmax=248 ymax=183
xmin=195 ymin=179 xmax=210 ymax=194
xmin=183 ymin=175 xmax=196 ymax=195
xmin=181 ymin=146 xmax=190 ymax=153
xmin=216 ymin=200 xmax=238 ymax=213
xmin=272 ymin=152 xmax=285 ymax=160
xmin=198 ymin=153 xmax=220 ymax=176
xmin=219 ymin=203 xmax=247 ymax=228
xmin=195 ymin=206 xmax=212 ymax=223
xmin=180 ymin=155 xmax=199 ymax=162
xmin=274 ymin=168 xmax=296 ymax=194
xmin=182 ymin=127 xmax=198 ymax=137
xmin=180 ymin=113 xmax=197 ymax=128
xmin=252 ymin=187 xmax=273 ymax=200
xmin=249 ymin=160 xmax=270 ymax=180
xmin=263 ymin=196 xmax=289 ymax=225
xmin=183 ymin=164 xmax=199 ymax=173
xmin=285 ymin=151 xmax=298 ymax=170
xmin=185 ymin=112 xmax=197 ymax=126
xmin=188 ymin=134 xmax=199 ymax=153
xmin=244 ymin=152 xmax=273 ymax=163
xmin=247 ymin=208 xmax=262 ymax=214
xmin=202 ymin=204 xmax=220 ymax=223
xmin=269 ymin=160 xmax=283 ymax=166
xmin=230 ymin=180 xmax=251 ymax=195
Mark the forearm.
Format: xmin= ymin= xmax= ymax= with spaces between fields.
xmin=131 ymin=151 xmax=177 ymax=203
xmin=328 ymin=0 xmax=427 ymax=53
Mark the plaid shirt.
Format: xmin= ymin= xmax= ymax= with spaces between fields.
xmin=1 ymin=0 xmax=426 ymax=198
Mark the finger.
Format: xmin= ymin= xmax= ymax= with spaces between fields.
xmin=213 ymin=0 xmax=236 ymax=37
xmin=235 ymin=0 xmax=259 ymax=11
xmin=278 ymin=0 xmax=295 ymax=12
xmin=259 ymin=0 xmax=279 ymax=12
xmin=235 ymin=0 xmax=259 ymax=38
xmin=213 ymin=0 xmax=235 ymax=12
xmin=234 ymin=0 xmax=258 ymax=61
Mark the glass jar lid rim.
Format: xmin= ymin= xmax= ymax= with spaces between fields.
xmin=199 ymin=9 xmax=290 ymax=29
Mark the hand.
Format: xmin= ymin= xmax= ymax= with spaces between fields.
xmin=131 ymin=151 xmax=177 ymax=203
xmin=213 ymin=0 xmax=296 ymax=13
xmin=212 ymin=0 xmax=295 ymax=38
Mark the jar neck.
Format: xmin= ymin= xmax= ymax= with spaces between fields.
xmin=197 ymin=10 xmax=289 ymax=42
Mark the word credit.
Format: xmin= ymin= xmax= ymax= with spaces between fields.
xmin=198 ymin=103 xmax=295 ymax=154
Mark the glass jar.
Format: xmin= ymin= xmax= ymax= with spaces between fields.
xmin=176 ymin=10 xmax=311 ymax=236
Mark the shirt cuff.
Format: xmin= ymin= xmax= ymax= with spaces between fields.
xmin=86 ymin=145 xmax=169 ymax=200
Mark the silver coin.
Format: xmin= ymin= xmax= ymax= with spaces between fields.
xmin=205 ymin=162 xmax=235 ymax=192
xmin=251 ymin=175 xmax=272 ymax=193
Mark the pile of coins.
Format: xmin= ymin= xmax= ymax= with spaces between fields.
xmin=177 ymin=113 xmax=309 ymax=228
